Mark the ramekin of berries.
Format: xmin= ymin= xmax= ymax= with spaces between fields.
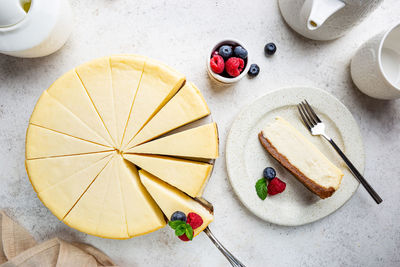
xmin=207 ymin=39 xmax=251 ymax=84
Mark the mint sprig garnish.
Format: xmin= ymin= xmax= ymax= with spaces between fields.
xmin=168 ymin=220 xmax=193 ymax=240
xmin=255 ymin=178 xmax=268 ymax=200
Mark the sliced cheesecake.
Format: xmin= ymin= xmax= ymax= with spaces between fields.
xmin=125 ymin=82 xmax=210 ymax=149
xmin=259 ymin=117 xmax=343 ymax=199
xmin=123 ymin=154 xmax=212 ymax=197
xmin=139 ymin=170 xmax=213 ymax=237
xmin=127 ymin=123 xmax=219 ymax=159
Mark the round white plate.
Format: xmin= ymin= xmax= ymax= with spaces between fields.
xmin=226 ymin=87 xmax=365 ymax=226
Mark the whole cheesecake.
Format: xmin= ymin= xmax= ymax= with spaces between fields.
xmin=25 ymin=55 xmax=219 ymax=239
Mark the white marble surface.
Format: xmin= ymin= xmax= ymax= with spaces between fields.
xmin=0 ymin=0 xmax=399 ymax=266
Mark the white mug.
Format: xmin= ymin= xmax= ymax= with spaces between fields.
xmin=351 ymin=23 xmax=400 ymax=100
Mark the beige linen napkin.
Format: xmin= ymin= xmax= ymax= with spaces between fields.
xmin=0 ymin=211 xmax=117 ymax=267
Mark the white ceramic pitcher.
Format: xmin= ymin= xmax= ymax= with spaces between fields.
xmin=0 ymin=0 xmax=73 ymax=58
xmin=278 ymin=0 xmax=382 ymax=41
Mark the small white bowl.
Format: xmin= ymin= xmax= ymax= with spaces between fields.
xmin=206 ymin=39 xmax=251 ymax=84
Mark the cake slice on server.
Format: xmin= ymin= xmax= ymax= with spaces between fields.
xmin=63 ymin=156 xmax=129 ymax=239
xmin=139 ymin=170 xmax=213 ymax=237
xmin=26 ymin=151 xmax=113 ymax=193
xmin=37 ymin=154 xmax=113 ymax=220
xmin=121 ymin=59 xmax=186 ymax=149
xmin=124 ymin=82 xmax=210 ymax=149
xmin=76 ymin=57 xmax=119 ymax=147
xmin=116 ymin=157 xmax=166 ymax=237
xmin=259 ymin=117 xmax=343 ymax=199
xmin=127 ymin=123 xmax=219 ymax=159
xmin=29 ymin=91 xmax=111 ymax=147
xmin=110 ymin=55 xmax=146 ymax=146
xmin=46 ymin=69 xmax=115 ymax=147
xmin=26 ymin=125 xmax=113 ymax=159
xmin=123 ymin=154 xmax=212 ymax=198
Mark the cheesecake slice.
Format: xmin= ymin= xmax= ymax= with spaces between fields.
xmin=125 ymin=82 xmax=210 ymax=148
xmin=259 ymin=117 xmax=343 ymax=199
xmin=139 ymin=170 xmax=213 ymax=237
xmin=121 ymin=59 xmax=186 ymax=148
xmin=123 ymin=154 xmax=212 ymax=197
xmin=127 ymin=123 xmax=219 ymax=159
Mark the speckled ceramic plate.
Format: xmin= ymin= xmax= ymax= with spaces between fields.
xmin=226 ymin=87 xmax=365 ymax=226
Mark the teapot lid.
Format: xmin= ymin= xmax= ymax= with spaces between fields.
xmin=0 ymin=0 xmax=31 ymax=27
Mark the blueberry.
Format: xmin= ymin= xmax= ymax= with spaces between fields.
xmin=264 ymin=43 xmax=277 ymax=55
xmin=248 ymin=64 xmax=260 ymax=77
xmin=171 ymin=211 xmax=186 ymax=222
xmin=218 ymin=45 xmax=233 ymax=59
xmin=263 ymin=167 xmax=276 ymax=180
xmin=234 ymin=46 xmax=248 ymax=59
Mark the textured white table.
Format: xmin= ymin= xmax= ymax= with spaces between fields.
xmin=0 ymin=1 xmax=399 ymax=266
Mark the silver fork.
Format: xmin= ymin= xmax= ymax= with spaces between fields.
xmin=297 ymin=100 xmax=383 ymax=204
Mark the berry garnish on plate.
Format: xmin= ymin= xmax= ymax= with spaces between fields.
xmin=226 ymin=57 xmax=244 ymax=77
xmin=218 ymin=45 xmax=233 ymax=59
xmin=268 ymin=177 xmax=286 ymax=195
xmin=210 ymin=55 xmax=225 ymax=74
xmin=234 ymin=46 xmax=248 ymax=59
xmin=264 ymin=42 xmax=277 ymax=55
xmin=263 ymin=167 xmax=276 ymax=181
xmin=248 ymin=63 xmax=260 ymax=77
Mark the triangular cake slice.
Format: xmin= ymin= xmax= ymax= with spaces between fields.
xmin=38 ymin=154 xmax=113 ymax=220
xmin=139 ymin=170 xmax=213 ymax=237
xmin=116 ymin=157 xmax=166 ymax=237
xmin=259 ymin=117 xmax=343 ymax=199
xmin=124 ymin=154 xmax=212 ymax=197
xmin=121 ymin=59 xmax=185 ymax=148
xmin=125 ymin=82 xmax=210 ymax=149
xmin=30 ymin=91 xmax=111 ymax=147
xmin=26 ymin=151 xmax=113 ymax=192
xmin=76 ymin=57 xmax=118 ymax=147
xmin=127 ymin=123 xmax=219 ymax=159
xmin=47 ymin=70 xmax=115 ymax=147
xmin=110 ymin=55 xmax=146 ymax=146
xmin=26 ymin=125 xmax=113 ymax=159
xmin=64 ymin=157 xmax=129 ymax=239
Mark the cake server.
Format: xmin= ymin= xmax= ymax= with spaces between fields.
xmin=297 ymin=100 xmax=383 ymax=204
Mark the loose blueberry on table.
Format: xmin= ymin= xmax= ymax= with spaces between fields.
xmin=255 ymin=167 xmax=286 ymax=200
xmin=264 ymin=42 xmax=277 ymax=55
xmin=210 ymin=43 xmax=249 ymax=78
xmin=248 ymin=64 xmax=260 ymax=77
xmin=168 ymin=211 xmax=204 ymax=242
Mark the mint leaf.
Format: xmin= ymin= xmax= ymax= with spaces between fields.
xmin=255 ymin=178 xmax=268 ymax=200
xmin=168 ymin=220 xmax=185 ymax=230
xmin=175 ymin=227 xmax=186 ymax=236
xmin=185 ymin=224 xmax=194 ymax=240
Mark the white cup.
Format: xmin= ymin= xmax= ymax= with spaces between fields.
xmin=351 ymin=23 xmax=400 ymax=100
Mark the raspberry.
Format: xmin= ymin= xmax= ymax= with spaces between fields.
xmin=178 ymin=234 xmax=190 ymax=242
xmin=210 ymin=55 xmax=225 ymax=74
xmin=187 ymin=212 xmax=203 ymax=230
xmin=225 ymin=57 xmax=244 ymax=77
xmin=267 ymin=177 xmax=286 ymax=195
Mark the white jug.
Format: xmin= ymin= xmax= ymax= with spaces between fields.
xmin=0 ymin=0 xmax=73 ymax=58
xmin=278 ymin=0 xmax=382 ymax=41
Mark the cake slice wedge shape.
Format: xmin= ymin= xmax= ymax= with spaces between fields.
xmin=30 ymin=91 xmax=111 ymax=147
xmin=126 ymin=123 xmax=219 ymax=159
xmin=121 ymin=59 xmax=185 ymax=149
xmin=26 ymin=125 xmax=113 ymax=159
xmin=125 ymin=82 xmax=210 ymax=149
xmin=139 ymin=170 xmax=213 ymax=237
xmin=64 ymin=157 xmax=129 ymax=239
xmin=26 ymin=151 xmax=113 ymax=193
xmin=46 ymin=69 xmax=115 ymax=147
xmin=110 ymin=55 xmax=146 ymax=146
xmin=38 ymin=153 xmax=113 ymax=220
xmin=116 ymin=157 xmax=165 ymax=237
xmin=123 ymin=154 xmax=213 ymax=197
xmin=76 ymin=57 xmax=118 ymax=147
xmin=259 ymin=117 xmax=344 ymax=199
